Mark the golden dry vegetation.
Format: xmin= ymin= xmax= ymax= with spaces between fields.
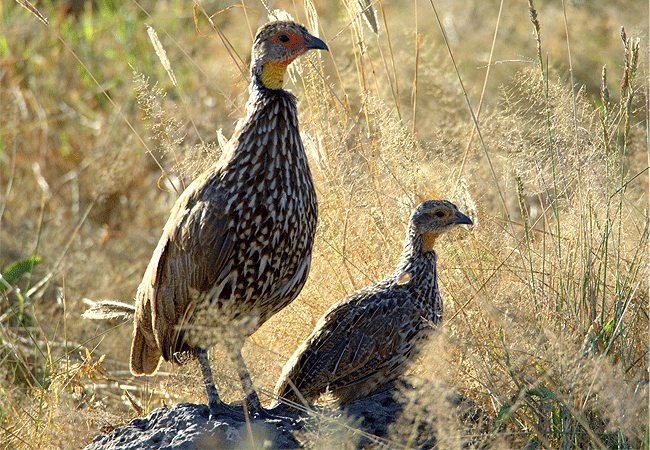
xmin=1 ymin=0 xmax=648 ymax=448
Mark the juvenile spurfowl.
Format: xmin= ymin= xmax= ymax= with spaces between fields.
xmin=131 ymin=21 xmax=327 ymax=415
xmin=273 ymin=200 xmax=472 ymax=406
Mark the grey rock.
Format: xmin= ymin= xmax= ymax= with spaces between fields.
xmin=84 ymin=403 xmax=302 ymax=450
xmin=84 ymin=379 xmax=485 ymax=449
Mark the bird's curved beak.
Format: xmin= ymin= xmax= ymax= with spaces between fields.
xmin=304 ymin=33 xmax=329 ymax=51
xmin=454 ymin=211 xmax=473 ymax=226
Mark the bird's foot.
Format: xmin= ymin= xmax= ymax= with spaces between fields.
xmin=206 ymin=400 xmax=297 ymax=424
xmin=207 ymin=398 xmax=235 ymax=420
xmin=242 ymin=404 xmax=296 ymax=423
xmin=205 ymin=390 xmax=296 ymax=423
xmin=237 ymin=393 xmax=295 ymax=423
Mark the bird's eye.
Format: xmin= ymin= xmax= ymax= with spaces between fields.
xmin=277 ymin=33 xmax=290 ymax=43
xmin=435 ymin=210 xmax=446 ymax=218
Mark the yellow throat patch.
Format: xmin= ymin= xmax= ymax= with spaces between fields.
xmin=421 ymin=232 xmax=439 ymax=253
xmin=260 ymin=60 xmax=291 ymax=90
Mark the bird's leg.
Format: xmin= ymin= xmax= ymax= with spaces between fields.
xmin=225 ymin=342 xmax=263 ymax=414
xmin=197 ymin=347 xmax=224 ymax=416
xmin=225 ymin=343 xmax=295 ymax=423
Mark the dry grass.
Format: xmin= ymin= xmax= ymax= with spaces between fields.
xmin=1 ymin=0 xmax=648 ymax=448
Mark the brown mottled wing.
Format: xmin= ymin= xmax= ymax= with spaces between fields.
xmin=277 ymin=286 xmax=409 ymax=402
xmin=148 ymin=172 xmax=235 ymax=362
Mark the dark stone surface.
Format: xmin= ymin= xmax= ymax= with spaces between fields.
xmin=83 ymin=379 xmax=486 ymax=449
xmin=83 ymin=394 xmax=406 ymax=449
xmin=83 ymin=402 xmax=303 ymax=449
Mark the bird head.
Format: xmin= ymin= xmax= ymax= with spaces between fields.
xmin=410 ymin=200 xmax=473 ymax=252
xmin=251 ymin=21 xmax=328 ymax=90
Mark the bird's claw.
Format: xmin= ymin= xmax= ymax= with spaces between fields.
xmin=243 ymin=404 xmax=295 ymax=423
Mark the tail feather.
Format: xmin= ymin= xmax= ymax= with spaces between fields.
xmin=130 ymin=324 xmax=163 ymax=375
xmin=83 ymin=298 xmax=163 ymax=375
xmin=82 ymin=300 xmax=136 ymax=322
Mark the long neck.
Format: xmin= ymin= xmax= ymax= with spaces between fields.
xmin=394 ymin=224 xmax=438 ymax=282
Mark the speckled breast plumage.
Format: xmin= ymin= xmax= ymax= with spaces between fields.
xmin=183 ymin=89 xmax=317 ymax=347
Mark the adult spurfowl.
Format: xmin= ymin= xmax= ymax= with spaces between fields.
xmin=273 ymin=200 xmax=472 ymax=406
xmin=131 ymin=21 xmax=327 ymax=416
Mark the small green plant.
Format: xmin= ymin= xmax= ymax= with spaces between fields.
xmin=1 ymin=256 xmax=41 ymax=328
